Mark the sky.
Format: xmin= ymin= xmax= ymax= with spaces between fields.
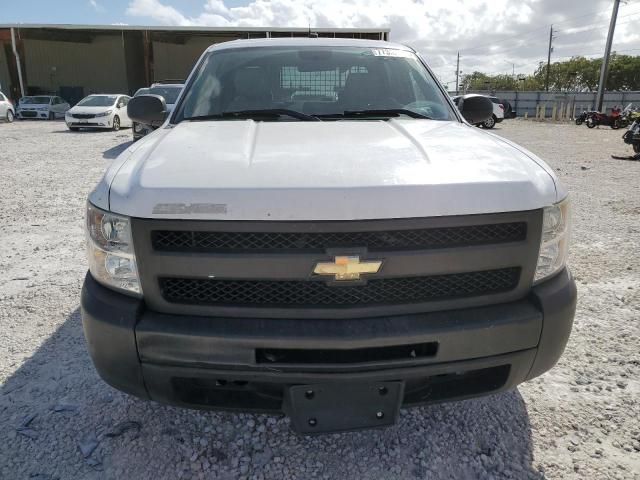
xmin=3 ymin=0 xmax=640 ymax=87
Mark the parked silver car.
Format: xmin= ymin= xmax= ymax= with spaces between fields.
xmin=0 ymin=91 xmax=15 ymax=122
xmin=17 ymin=95 xmax=70 ymax=120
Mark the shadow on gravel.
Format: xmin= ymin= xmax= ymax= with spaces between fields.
xmin=1 ymin=307 xmax=542 ymax=480
xmin=103 ymin=141 xmax=133 ymax=159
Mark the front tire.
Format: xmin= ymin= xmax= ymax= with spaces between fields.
xmin=611 ymin=119 xmax=620 ymax=130
xmin=575 ymin=118 xmax=583 ymax=125
xmin=112 ymin=116 xmax=120 ymax=131
xmin=586 ymin=119 xmax=596 ymax=129
xmin=6 ymin=110 xmax=14 ymax=123
xmin=482 ymin=115 xmax=496 ymax=129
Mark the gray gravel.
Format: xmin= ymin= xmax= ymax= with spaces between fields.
xmin=1 ymin=119 xmax=639 ymax=479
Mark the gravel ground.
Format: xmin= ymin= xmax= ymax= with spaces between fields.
xmin=1 ymin=119 xmax=639 ymax=480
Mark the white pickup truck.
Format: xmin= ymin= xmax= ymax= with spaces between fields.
xmin=81 ymin=38 xmax=576 ymax=434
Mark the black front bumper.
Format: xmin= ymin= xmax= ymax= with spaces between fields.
xmin=81 ymin=269 xmax=576 ymax=415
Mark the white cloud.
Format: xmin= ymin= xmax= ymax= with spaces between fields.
xmin=126 ymin=0 xmax=191 ymax=26
xmin=89 ymin=0 xmax=106 ymax=13
xmin=124 ymin=0 xmax=640 ymax=81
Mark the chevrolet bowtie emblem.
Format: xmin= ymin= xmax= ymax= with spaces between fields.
xmin=313 ymin=256 xmax=382 ymax=281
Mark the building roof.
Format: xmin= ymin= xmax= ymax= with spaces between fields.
xmin=0 ymin=23 xmax=389 ymax=34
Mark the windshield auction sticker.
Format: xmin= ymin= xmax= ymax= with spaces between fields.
xmin=370 ymin=48 xmax=413 ymax=58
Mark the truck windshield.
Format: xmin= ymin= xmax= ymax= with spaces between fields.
xmin=174 ymin=46 xmax=455 ymax=122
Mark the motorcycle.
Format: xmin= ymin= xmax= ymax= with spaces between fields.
xmin=586 ymin=106 xmax=623 ymax=129
xmin=622 ymin=118 xmax=640 ymax=154
xmin=575 ymin=110 xmax=593 ymax=125
xmin=619 ymin=103 xmax=640 ymax=129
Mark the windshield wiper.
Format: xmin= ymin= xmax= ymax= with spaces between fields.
xmin=319 ymin=109 xmax=432 ymax=120
xmin=187 ymin=109 xmax=319 ymax=122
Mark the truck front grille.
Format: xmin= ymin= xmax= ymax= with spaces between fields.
xmin=133 ymin=211 xmax=541 ymax=318
xmin=160 ymin=268 xmax=520 ymax=308
xmin=152 ymin=222 xmax=526 ymax=253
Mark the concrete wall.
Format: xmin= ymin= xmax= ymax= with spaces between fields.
xmin=23 ymin=35 xmax=128 ymax=95
xmin=123 ymin=31 xmax=146 ymax=94
xmin=152 ymin=36 xmax=240 ymax=81
xmin=0 ymin=45 xmax=11 ymax=94
xmin=466 ymin=90 xmax=640 ymax=117
xmin=0 ymin=26 xmax=388 ymax=101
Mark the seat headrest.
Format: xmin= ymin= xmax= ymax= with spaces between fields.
xmin=341 ymin=72 xmax=385 ymax=109
xmin=344 ymin=72 xmax=382 ymax=93
xmin=234 ymin=67 xmax=267 ymax=98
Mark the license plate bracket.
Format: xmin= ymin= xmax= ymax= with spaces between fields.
xmin=285 ymin=381 xmax=404 ymax=434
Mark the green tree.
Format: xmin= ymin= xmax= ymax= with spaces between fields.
xmin=460 ymin=55 xmax=640 ymax=92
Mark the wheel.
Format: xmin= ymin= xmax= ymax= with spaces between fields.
xmin=48 ymin=111 xmax=54 ymax=120
xmin=575 ymin=118 xmax=583 ymax=125
xmin=482 ymin=115 xmax=496 ymax=129
xmin=6 ymin=110 xmax=14 ymax=123
xmin=611 ymin=119 xmax=620 ymax=130
xmin=634 ymin=143 xmax=640 ymax=154
xmin=586 ymin=119 xmax=596 ymax=128
xmin=112 ymin=115 xmax=120 ymax=131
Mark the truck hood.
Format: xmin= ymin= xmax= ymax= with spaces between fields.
xmin=68 ymin=105 xmax=115 ymax=114
xmin=102 ymin=119 xmax=559 ymax=220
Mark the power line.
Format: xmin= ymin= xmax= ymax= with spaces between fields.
xmin=458 ymin=2 xmax=638 ymax=54
xmin=557 ymin=10 xmax=640 ymax=36
xmin=435 ymin=2 xmax=640 ymax=86
xmin=456 ymin=2 xmax=640 ymax=59
xmin=552 ymin=47 xmax=640 ymax=60
xmin=457 ymin=9 xmax=640 ymax=60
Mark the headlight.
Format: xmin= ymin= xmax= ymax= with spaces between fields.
xmin=86 ymin=203 xmax=142 ymax=296
xmin=534 ymin=196 xmax=571 ymax=283
xmin=95 ymin=110 xmax=112 ymax=117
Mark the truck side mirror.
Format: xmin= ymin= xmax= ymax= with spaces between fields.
xmin=457 ymin=94 xmax=493 ymax=124
xmin=127 ymin=94 xmax=167 ymax=126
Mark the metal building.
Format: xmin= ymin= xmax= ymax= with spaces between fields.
xmin=0 ymin=24 xmax=390 ymax=104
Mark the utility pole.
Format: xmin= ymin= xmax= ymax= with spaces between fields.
xmin=595 ymin=0 xmax=621 ymax=112
xmin=455 ymin=51 xmax=460 ymax=95
xmin=545 ymin=25 xmax=553 ymax=92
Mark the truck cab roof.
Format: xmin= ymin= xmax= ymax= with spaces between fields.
xmin=206 ymin=37 xmax=412 ymax=53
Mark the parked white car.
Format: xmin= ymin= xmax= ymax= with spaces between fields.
xmin=0 ymin=91 xmax=15 ymax=122
xmin=65 ymin=94 xmax=132 ymax=131
xmin=483 ymin=96 xmax=505 ymax=128
xmin=452 ymin=95 xmax=504 ymax=129
xmin=17 ymin=95 xmax=70 ymax=120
